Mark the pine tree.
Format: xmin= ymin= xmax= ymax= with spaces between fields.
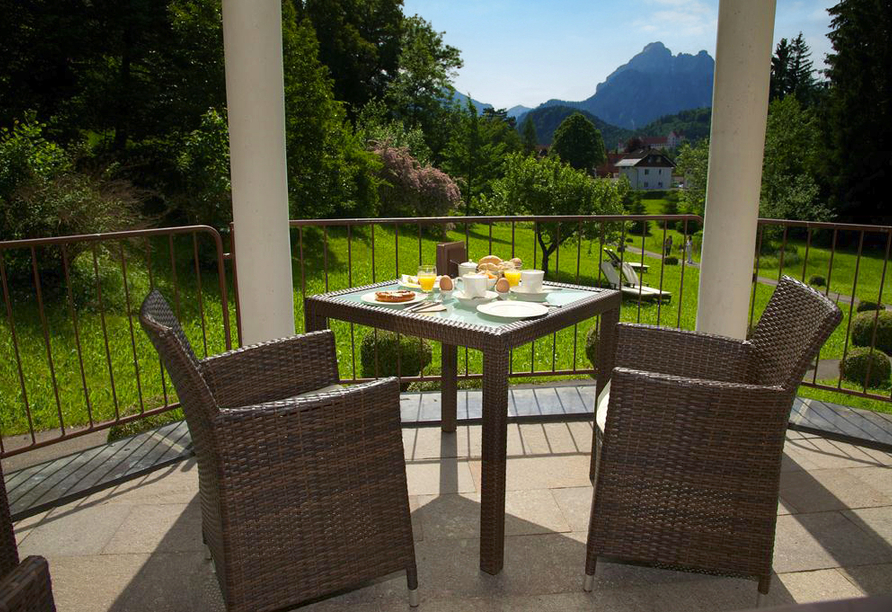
xmin=770 ymin=38 xmax=792 ymax=101
xmin=520 ymin=117 xmax=538 ymax=155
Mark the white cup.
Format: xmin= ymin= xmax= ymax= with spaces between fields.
xmin=521 ymin=269 xmax=545 ymax=292
xmin=458 ymin=261 xmax=477 ymax=277
xmin=463 ymin=274 xmax=488 ymax=298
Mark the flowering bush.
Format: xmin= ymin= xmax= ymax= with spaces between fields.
xmin=372 ymin=144 xmax=461 ymax=219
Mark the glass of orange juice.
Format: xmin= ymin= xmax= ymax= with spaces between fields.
xmin=417 ymin=264 xmax=437 ymax=293
xmin=504 ymin=267 xmax=522 ymax=287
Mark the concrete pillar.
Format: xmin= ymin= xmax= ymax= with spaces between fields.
xmin=222 ymin=0 xmax=295 ymax=343
xmin=696 ymin=0 xmax=776 ymax=339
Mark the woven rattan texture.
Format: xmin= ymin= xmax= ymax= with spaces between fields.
xmin=587 ymin=276 xmax=842 ymax=595
xmin=0 ymin=465 xmax=55 ymax=612
xmin=140 ymin=291 xmax=417 ymax=612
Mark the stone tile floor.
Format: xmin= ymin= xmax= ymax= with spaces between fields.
xmin=14 ymin=423 xmax=892 ymax=612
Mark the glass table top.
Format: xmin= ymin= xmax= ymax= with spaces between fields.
xmin=333 ymin=282 xmax=602 ymax=329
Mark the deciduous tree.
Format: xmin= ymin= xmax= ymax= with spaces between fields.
xmin=551 ymin=112 xmax=606 ymax=174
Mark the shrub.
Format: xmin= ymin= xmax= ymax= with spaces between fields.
xmin=851 ymin=310 xmax=892 ymax=355
xmin=856 ymin=301 xmax=886 ymax=313
xmin=373 ymin=144 xmax=461 ymax=221
xmin=839 ymin=347 xmax=891 ymax=388
xmin=625 ymin=237 xmax=634 ymax=243
xmin=809 ymin=275 xmax=827 ymax=287
xmin=584 ymin=327 xmax=599 ymax=377
xmin=664 ymin=256 xmax=679 ymax=265
xmin=360 ymin=331 xmax=432 ymax=388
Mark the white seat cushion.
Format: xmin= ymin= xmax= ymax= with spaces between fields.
xmin=295 ymin=383 xmax=343 ymax=399
xmin=595 ymin=381 xmax=610 ymax=432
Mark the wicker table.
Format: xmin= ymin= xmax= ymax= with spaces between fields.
xmin=305 ymin=280 xmax=621 ymax=575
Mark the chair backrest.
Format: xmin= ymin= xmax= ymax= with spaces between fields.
xmin=600 ymin=261 xmax=621 ymax=289
xmin=750 ymin=276 xmax=842 ymax=390
xmin=0 ymin=463 xmax=19 ymax=581
xmin=620 ymin=262 xmax=641 ymax=287
xmin=603 ymin=249 xmax=621 ymax=265
xmin=139 ymin=290 xmax=218 ymax=426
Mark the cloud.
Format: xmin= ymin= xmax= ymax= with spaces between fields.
xmin=633 ymin=0 xmax=716 ymax=38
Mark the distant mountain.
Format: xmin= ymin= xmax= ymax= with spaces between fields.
xmin=540 ymin=42 xmax=714 ymax=129
xmin=447 ymin=91 xmax=493 ymax=114
xmin=634 ymin=107 xmax=712 ymax=143
xmin=519 ymin=105 xmax=631 ymax=147
xmin=507 ymin=105 xmax=532 ymax=119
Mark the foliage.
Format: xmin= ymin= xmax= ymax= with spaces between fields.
xmin=298 ymin=0 xmax=403 ymax=113
xmin=584 ymin=327 xmax=598 ymax=377
xmin=840 ymin=347 xmax=891 ymax=388
xmin=675 ymin=138 xmax=709 ymax=216
xmin=624 ymin=190 xmax=648 ymax=235
xmin=359 ymin=330 xmax=432 ymax=386
xmin=175 ymin=108 xmax=231 ymax=229
xmin=281 ymin=12 xmax=380 ymax=218
xmin=520 ymin=117 xmax=538 ymax=155
xmin=442 ymin=98 xmax=521 ymax=213
xmin=551 ymin=112 xmax=606 ymax=173
xmin=822 ymin=0 xmax=892 ymax=225
xmin=761 ymin=97 xmax=829 ymax=223
xmin=0 ymin=119 xmax=142 ymax=278
xmin=809 ymin=274 xmax=827 ymax=287
xmin=633 ymin=108 xmax=712 ymax=144
xmin=483 ymin=153 xmax=626 ymax=274
xmin=372 ymin=143 xmax=461 ymax=219
xmin=851 ymin=310 xmax=892 ymax=355
xmin=518 ymin=105 xmax=631 ymax=148
xmin=857 ymin=301 xmax=886 ymax=313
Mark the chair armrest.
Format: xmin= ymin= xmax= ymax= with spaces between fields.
xmin=614 ymin=324 xmax=754 ymax=383
xmin=200 ymin=330 xmax=339 ymax=408
xmin=0 ymin=556 xmax=56 ymax=612
xmin=603 ymin=367 xmax=791 ymax=479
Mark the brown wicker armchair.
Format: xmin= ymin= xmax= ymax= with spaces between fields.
xmin=0 ymin=464 xmax=55 ymax=612
xmin=584 ymin=276 xmax=842 ymax=598
xmin=139 ymin=290 xmax=418 ymax=611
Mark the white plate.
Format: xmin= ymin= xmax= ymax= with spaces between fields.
xmin=361 ymin=291 xmax=427 ymax=307
xmin=510 ymin=285 xmax=561 ymax=302
xmin=454 ymin=290 xmax=498 ymax=308
xmin=477 ymin=300 xmax=549 ymax=319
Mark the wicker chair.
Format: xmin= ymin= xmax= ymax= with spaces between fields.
xmin=0 ymin=464 xmax=55 ymax=612
xmin=139 ymin=290 xmax=418 ymax=611
xmin=584 ymin=276 xmax=842 ymax=597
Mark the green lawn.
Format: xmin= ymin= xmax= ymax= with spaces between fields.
xmin=1 ymin=219 xmax=890 ymax=439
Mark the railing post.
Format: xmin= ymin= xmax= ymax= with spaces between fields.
xmin=222 ymin=0 xmax=295 ymax=344
xmin=696 ymin=0 xmax=776 ymax=339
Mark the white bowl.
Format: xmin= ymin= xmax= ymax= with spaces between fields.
xmin=454 ymin=290 xmax=498 ymax=308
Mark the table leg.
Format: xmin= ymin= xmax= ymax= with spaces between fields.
xmin=441 ymin=343 xmax=458 ymax=433
xmin=592 ymin=305 xmax=619 ymax=480
xmin=479 ymin=348 xmax=510 ymax=575
xmin=304 ymin=298 xmax=328 ymax=333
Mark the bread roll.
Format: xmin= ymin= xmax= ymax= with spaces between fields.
xmin=478 ymin=255 xmax=502 ymax=267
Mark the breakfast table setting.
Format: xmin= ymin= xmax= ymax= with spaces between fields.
xmin=303 ymin=254 xmax=622 ymax=575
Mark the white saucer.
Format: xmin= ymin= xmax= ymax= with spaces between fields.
xmin=510 ymin=286 xmax=550 ymax=302
xmin=453 ymin=290 xmax=498 ymax=308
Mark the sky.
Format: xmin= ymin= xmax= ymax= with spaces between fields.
xmin=402 ymin=0 xmax=838 ymax=110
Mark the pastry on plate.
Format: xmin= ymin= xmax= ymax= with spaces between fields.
xmin=375 ymin=290 xmax=416 ymax=303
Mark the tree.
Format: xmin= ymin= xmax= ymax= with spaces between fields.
xmin=299 ymin=0 xmax=404 ymax=112
xmin=442 ymin=98 xmax=521 ymax=214
xmin=483 ymin=153 xmax=626 ymax=275
xmin=822 ymin=0 xmax=892 ymax=224
xmin=761 ymin=96 xmax=830 ymax=222
xmin=281 ymin=9 xmax=380 ymax=218
xmin=551 ymin=112 xmax=606 ymax=173
xmin=385 ymin=14 xmax=462 ymax=159
xmin=771 ymin=33 xmax=819 ymax=105
xmin=520 ymin=116 xmax=538 ymax=155
xmin=482 ymin=108 xmax=516 ymax=129
xmin=675 ymin=139 xmax=709 ymax=216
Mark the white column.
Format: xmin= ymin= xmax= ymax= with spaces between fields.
xmin=222 ymin=0 xmax=295 ymax=343
xmin=696 ymin=0 xmax=776 ymax=339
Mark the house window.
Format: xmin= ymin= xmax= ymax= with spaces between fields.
xmin=658 ymin=169 xmax=662 ymax=175
xmin=644 ymin=182 xmax=649 ymax=188
xmin=644 ymin=169 xmax=650 ymax=175
xmin=658 ymin=182 xmax=663 ymax=187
